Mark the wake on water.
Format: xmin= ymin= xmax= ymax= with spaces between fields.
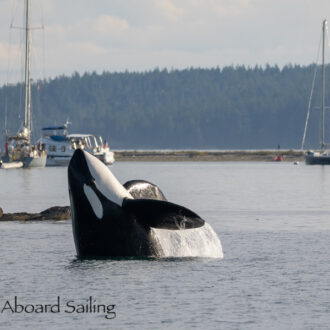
xmin=152 ymin=223 xmax=223 ymax=259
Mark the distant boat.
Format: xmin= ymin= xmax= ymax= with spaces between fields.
xmin=1 ymin=0 xmax=46 ymax=168
xmin=305 ymin=150 xmax=330 ymax=165
xmin=273 ymin=155 xmax=283 ymax=162
xmin=302 ymin=20 xmax=330 ymax=165
xmin=39 ymin=122 xmax=115 ymax=166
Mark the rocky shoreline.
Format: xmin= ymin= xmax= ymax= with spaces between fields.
xmin=0 ymin=206 xmax=71 ymax=221
xmin=114 ymin=150 xmax=305 ymax=162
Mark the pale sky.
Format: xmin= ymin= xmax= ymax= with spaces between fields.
xmin=0 ymin=0 xmax=330 ymax=85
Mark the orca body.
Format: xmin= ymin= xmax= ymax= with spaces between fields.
xmin=68 ymin=149 xmax=205 ymax=258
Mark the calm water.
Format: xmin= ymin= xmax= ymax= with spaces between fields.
xmin=0 ymin=161 xmax=330 ymax=329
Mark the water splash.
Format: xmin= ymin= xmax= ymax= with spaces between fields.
xmin=152 ymin=223 xmax=223 ymax=258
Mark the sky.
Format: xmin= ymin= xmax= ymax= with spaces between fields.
xmin=0 ymin=0 xmax=330 ymax=84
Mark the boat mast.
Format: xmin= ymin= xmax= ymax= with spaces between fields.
xmin=321 ymin=19 xmax=327 ymax=149
xmin=24 ymin=0 xmax=31 ymax=143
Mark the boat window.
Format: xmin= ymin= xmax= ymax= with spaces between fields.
xmin=93 ymin=136 xmax=98 ymax=148
xmin=61 ymin=146 xmax=66 ymax=152
xmin=86 ymin=137 xmax=92 ymax=149
xmin=49 ymin=145 xmax=57 ymax=152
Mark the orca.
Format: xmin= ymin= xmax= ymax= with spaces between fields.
xmin=68 ymin=149 xmax=206 ymax=258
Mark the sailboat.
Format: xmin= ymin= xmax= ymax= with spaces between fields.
xmin=302 ymin=20 xmax=330 ymax=165
xmin=1 ymin=0 xmax=47 ymax=168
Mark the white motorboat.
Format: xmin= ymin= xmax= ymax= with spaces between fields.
xmin=39 ymin=123 xmax=115 ymax=166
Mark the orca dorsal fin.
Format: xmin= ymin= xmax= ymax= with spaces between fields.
xmin=122 ymin=198 xmax=205 ymax=230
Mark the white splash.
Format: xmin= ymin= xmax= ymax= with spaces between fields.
xmin=152 ymin=223 xmax=223 ymax=258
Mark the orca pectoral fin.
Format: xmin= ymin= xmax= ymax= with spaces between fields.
xmin=122 ymin=198 xmax=205 ymax=230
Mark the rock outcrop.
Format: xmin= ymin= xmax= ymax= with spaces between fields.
xmin=0 ymin=206 xmax=71 ymax=221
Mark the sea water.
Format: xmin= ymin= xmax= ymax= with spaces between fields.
xmin=0 ymin=161 xmax=330 ymax=329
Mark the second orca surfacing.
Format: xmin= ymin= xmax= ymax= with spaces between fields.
xmin=68 ymin=149 xmax=207 ymax=258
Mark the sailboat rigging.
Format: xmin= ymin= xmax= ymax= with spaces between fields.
xmin=1 ymin=0 xmax=47 ymax=168
xmin=302 ymin=19 xmax=330 ymax=165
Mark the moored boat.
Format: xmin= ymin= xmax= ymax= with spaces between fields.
xmin=305 ymin=150 xmax=330 ymax=165
xmin=302 ymin=20 xmax=330 ymax=164
xmin=1 ymin=0 xmax=46 ymax=168
xmin=0 ymin=160 xmax=23 ymax=169
xmin=39 ymin=123 xmax=115 ymax=166
xmin=273 ymin=155 xmax=284 ymax=162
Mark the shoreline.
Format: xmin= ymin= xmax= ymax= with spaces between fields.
xmin=114 ymin=150 xmax=305 ymax=162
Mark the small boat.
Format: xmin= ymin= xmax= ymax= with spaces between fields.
xmin=0 ymin=160 xmax=23 ymax=169
xmin=1 ymin=0 xmax=47 ymax=168
xmin=273 ymin=155 xmax=284 ymax=162
xmin=302 ymin=20 xmax=330 ymax=165
xmin=39 ymin=123 xmax=115 ymax=166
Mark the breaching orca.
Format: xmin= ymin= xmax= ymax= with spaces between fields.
xmin=68 ymin=149 xmax=205 ymax=258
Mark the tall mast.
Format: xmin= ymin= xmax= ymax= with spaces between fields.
xmin=321 ymin=19 xmax=327 ymax=149
xmin=24 ymin=0 xmax=31 ymax=143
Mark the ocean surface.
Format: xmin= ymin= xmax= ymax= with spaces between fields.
xmin=0 ymin=161 xmax=330 ymax=329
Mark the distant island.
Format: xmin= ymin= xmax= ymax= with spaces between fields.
xmin=0 ymin=65 xmax=327 ymax=149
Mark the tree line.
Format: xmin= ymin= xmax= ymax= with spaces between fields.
xmin=0 ymin=64 xmax=328 ymax=149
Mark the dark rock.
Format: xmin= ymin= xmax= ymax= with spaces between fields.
xmin=39 ymin=206 xmax=71 ymax=220
xmin=0 ymin=206 xmax=71 ymax=221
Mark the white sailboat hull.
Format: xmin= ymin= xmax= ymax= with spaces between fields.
xmin=1 ymin=154 xmax=47 ymax=168
xmin=23 ymin=155 xmax=47 ymax=168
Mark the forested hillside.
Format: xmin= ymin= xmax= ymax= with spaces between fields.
xmin=0 ymin=65 xmax=327 ymax=149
